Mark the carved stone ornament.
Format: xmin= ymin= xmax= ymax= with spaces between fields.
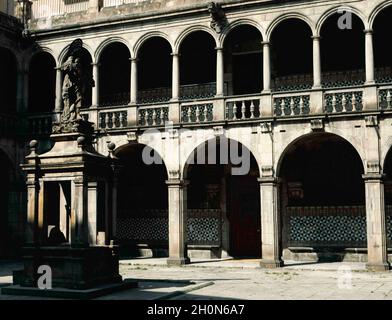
xmin=208 ymin=2 xmax=227 ymax=34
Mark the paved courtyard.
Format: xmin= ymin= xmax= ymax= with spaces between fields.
xmin=1 ymin=259 xmax=392 ymax=300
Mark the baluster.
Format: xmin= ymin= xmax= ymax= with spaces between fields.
xmin=387 ymin=90 xmax=392 ymax=109
xmin=281 ymin=98 xmax=287 ymax=116
xmin=196 ymin=106 xmax=201 ymax=123
xmin=241 ymin=101 xmax=246 ymax=120
xmin=352 ymin=93 xmax=357 ymax=111
xmin=120 ymin=112 xmax=126 ymax=128
xmin=187 ymin=106 xmax=192 ymax=123
xmin=160 ymin=108 xmax=165 ymax=125
xmin=342 ymin=94 xmax=347 ymax=112
xmin=233 ymin=103 xmax=238 ymax=120
xmin=105 ymin=113 xmax=110 ymax=128
xmin=299 ymin=96 xmax=305 ymax=115
xmin=153 ymin=109 xmax=158 ymax=125
xmin=203 ymin=105 xmax=208 ymax=122
xmin=225 ymin=103 xmax=230 ymax=120
xmin=332 ymin=94 xmax=337 ymax=113
xmin=290 ymin=97 xmax=295 ymax=115
xmin=250 ymin=101 xmax=255 ymax=119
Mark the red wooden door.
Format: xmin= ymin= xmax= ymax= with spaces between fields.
xmin=228 ymin=176 xmax=261 ymax=257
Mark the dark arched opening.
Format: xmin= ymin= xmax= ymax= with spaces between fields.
xmin=373 ymin=6 xmax=392 ymax=84
xmin=320 ymin=13 xmax=365 ymax=88
xmin=179 ymin=31 xmax=217 ymax=99
xmin=28 ymin=52 xmax=56 ymax=113
xmin=270 ymin=19 xmax=313 ymax=91
xmin=138 ymin=37 xmax=172 ymax=103
xmin=99 ymin=42 xmax=131 ymax=107
xmin=224 ymin=25 xmax=263 ymax=95
xmin=116 ymin=144 xmax=168 ymax=257
xmin=0 ymin=48 xmax=17 ymax=114
xmin=278 ymin=133 xmax=366 ymax=262
xmin=185 ymin=138 xmax=260 ymax=258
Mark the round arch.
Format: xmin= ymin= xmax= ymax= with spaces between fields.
xmin=266 ymin=13 xmax=316 ymax=41
xmin=181 ymin=136 xmax=260 ymax=180
xmin=58 ymin=41 xmax=94 ymax=65
xmin=316 ymin=5 xmax=368 ymax=36
xmin=133 ymin=32 xmax=173 ymax=58
xmin=174 ymin=26 xmax=218 ymax=53
xmin=219 ymin=19 xmax=265 ymax=46
xmin=95 ymin=37 xmax=131 ymax=63
xmin=369 ymin=0 xmax=392 ymax=29
xmin=276 ymin=132 xmax=365 ymax=177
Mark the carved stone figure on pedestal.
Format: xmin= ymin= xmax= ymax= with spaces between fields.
xmin=53 ymin=39 xmax=94 ymax=134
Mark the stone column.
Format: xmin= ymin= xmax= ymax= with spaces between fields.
xmin=259 ymin=174 xmax=283 ymax=268
xmin=364 ymin=173 xmax=390 ymax=271
xmin=26 ymin=175 xmax=39 ymax=245
xmin=312 ymin=36 xmax=322 ymax=89
xmin=172 ymin=53 xmax=180 ymax=101
xmin=91 ymin=62 xmax=100 ymax=108
xmin=130 ymin=58 xmax=138 ymax=104
xmin=87 ymin=181 xmax=98 ymax=245
xmin=71 ymin=176 xmax=88 ymax=246
xmin=55 ymin=66 xmax=63 ymax=112
xmin=216 ymin=47 xmax=224 ymax=97
xmin=167 ymin=178 xmax=190 ymax=266
xmin=365 ymin=29 xmax=375 ymax=85
xmin=111 ymin=166 xmax=121 ymax=241
xmin=262 ymin=41 xmax=271 ymax=92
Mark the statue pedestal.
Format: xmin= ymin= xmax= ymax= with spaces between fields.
xmin=1 ymin=120 xmax=135 ymax=299
xmin=15 ymin=246 xmax=122 ymax=290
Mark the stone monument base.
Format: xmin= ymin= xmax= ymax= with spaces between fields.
xmin=12 ymin=246 xmax=123 ymax=290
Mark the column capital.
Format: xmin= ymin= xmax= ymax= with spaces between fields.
xmin=363 ymin=173 xmax=385 ymax=181
xmin=215 ymin=46 xmax=224 ymax=51
xmin=364 ymin=29 xmax=373 ymax=35
xmin=311 ymin=35 xmax=321 ymax=40
xmin=91 ymin=62 xmax=100 ymax=67
xmin=130 ymin=57 xmax=139 ymax=62
xmin=258 ymin=177 xmax=280 ymax=185
xmin=166 ymin=179 xmax=189 ymax=187
xmin=261 ymin=41 xmax=270 ymax=46
xmin=171 ymin=52 xmax=181 ymax=57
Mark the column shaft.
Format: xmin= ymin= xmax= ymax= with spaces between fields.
xmin=364 ymin=174 xmax=390 ymax=271
xmin=71 ymin=178 xmax=88 ymax=246
xmin=130 ymin=58 xmax=138 ymax=104
xmin=55 ymin=67 xmax=62 ymax=112
xmin=262 ymin=42 xmax=271 ymax=92
xmin=259 ymin=177 xmax=283 ymax=268
xmin=216 ymin=47 xmax=224 ymax=96
xmin=92 ymin=63 xmax=99 ymax=107
xmin=167 ymin=180 xmax=190 ymax=266
xmin=312 ymin=36 xmax=322 ymax=88
xmin=172 ymin=53 xmax=180 ymax=101
xmin=365 ymin=30 xmax=375 ymax=85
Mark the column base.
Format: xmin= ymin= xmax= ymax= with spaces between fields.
xmin=260 ymin=259 xmax=284 ymax=269
xmin=167 ymin=257 xmax=191 ymax=266
xmin=366 ymin=262 xmax=390 ymax=272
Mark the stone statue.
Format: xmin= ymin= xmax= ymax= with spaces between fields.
xmin=208 ymin=2 xmax=227 ymax=34
xmin=53 ymin=39 xmax=94 ymax=134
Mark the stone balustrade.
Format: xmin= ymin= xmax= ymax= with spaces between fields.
xmin=99 ymin=109 xmax=128 ymax=129
xmin=273 ymin=93 xmax=310 ymax=117
xmin=225 ymin=97 xmax=261 ymax=121
xmin=379 ymin=86 xmax=392 ymax=110
xmin=324 ymin=89 xmax=363 ymax=113
xmin=137 ymin=105 xmax=169 ymax=127
xmin=27 ymin=114 xmax=52 ymax=135
xmin=181 ymin=102 xmax=214 ymax=124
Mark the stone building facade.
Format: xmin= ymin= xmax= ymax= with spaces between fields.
xmin=2 ymin=0 xmax=392 ymax=271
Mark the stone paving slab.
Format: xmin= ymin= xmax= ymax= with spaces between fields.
xmin=1 ymin=260 xmax=392 ymax=300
